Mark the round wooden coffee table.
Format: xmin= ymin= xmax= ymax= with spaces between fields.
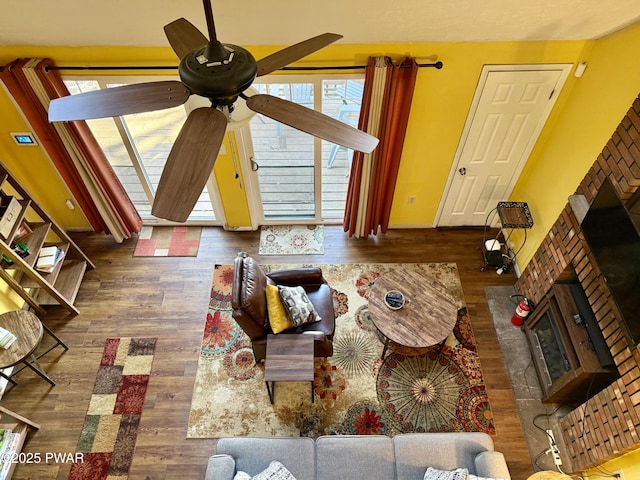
xmin=368 ymin=269 xmax=458 ymax=358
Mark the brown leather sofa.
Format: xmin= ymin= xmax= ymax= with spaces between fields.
xmin=231 ymin=252 xmax=335 ymax=362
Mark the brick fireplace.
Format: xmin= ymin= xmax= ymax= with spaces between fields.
xmin=515 ymin=94 xmax=640 ymax=471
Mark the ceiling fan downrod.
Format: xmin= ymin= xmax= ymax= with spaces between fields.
xmin=202 ymin=0 xmax=218 ymax=45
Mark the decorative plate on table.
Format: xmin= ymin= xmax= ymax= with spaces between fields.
xmin=384 ymin=291 xmax=405 ymax=310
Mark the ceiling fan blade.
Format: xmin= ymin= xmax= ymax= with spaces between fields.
xmin=256 ymin=33 xmax=343 ymax=77
xmin=49 ymin=81 xmax=191 ymax=122
xmin=151 ymin=107 xmax=227 ymax=222
xmin=164 ymin=18 xmax=209 ymax=60
xmin=246 ymin=94 xmax=379 ymax=153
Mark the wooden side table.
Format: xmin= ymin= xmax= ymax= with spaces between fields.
xmin=0 ymin=310 xmax=66 ymax=387
xmin=264 ymin=334 xmax=315 ymax=404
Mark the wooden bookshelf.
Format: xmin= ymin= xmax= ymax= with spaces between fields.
xmin=0 ymin=162 xmax=94 ymax=319
xmin=0 ymin=406 xmax=40 ymax=480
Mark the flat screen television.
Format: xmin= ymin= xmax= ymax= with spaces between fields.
xmin=580 ymin=178 xmax=640 ymax=347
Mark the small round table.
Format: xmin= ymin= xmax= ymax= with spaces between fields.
xmin=369 ymin=269 xmax=458 ymax=358
xmin=0 ymin=311 xmax=57 ymax=386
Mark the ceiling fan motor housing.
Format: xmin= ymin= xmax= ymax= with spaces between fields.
xmin=179 ymin=42 xmax=257 ymax=105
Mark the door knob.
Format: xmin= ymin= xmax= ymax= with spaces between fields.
xmin=458 ymin=167 xmax=466 ymax=176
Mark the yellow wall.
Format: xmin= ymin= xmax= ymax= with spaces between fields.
xmin=236 ymin=41 xmax=590 ymax=229
xmin=510 ymin=21 xmax=640 ymax=269
xmin=584 ymin=446 xmax=640 ymax=479
xmin=0 ymin=87 xmax=89 ymax=229
xmin=215 ymin=133 xmax=251 ymax=228
xmin=0 ymin=274 xmax=24 ymax=312
xmin=1 ymin=40 xmax=589 ymax=230
xmin=0 ymin=27 xmax=637 ymax=235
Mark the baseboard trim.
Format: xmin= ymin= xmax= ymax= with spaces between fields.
xmin=387 ymin=223 xmax=435 ymax=229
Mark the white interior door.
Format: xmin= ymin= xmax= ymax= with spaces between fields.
xmin=437 ymin=65 xmax=571 ymax=226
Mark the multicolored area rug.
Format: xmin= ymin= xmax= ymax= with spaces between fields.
xmin=258 ymin=225 xmax=324 ymax=255
xmin=68 ymin=337 xmax=157 ymax=480
xmin=187 ymin=263 xmax=495 ymax=438
xmin=133 ymin=226 xmax=201 ymax=257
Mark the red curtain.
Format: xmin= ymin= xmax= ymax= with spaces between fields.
xmin=343 ymin=56 xmax=418 ymax=238
xmin=0 ymin=58 xmax=142 ymax=241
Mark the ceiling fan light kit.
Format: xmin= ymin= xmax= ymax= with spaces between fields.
xmin=48 ymin=0 xmax=379 ymax=223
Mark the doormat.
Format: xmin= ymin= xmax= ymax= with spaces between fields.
xmin=68 ymin=337 xmax=157 ymax=480
xmin=133 ymin=226 xmax=201 ymax=257
xmin=258 ymin=225 xmax=324 ymax=255
xmin=187 ymin=262 xmax=495 ymax=438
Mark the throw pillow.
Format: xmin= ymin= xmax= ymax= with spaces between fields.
xmin=423 ymin=467 xmax=470 ymax=480
xmin=266 ymin=284 xmax=293 ymax=334
xmin=469 ymin=475 xmax=508 ymax=480
xmin=251 ymin=461 xmax=297 ymax=480
xmin=278 ymin=285 xmax=321 ymax=327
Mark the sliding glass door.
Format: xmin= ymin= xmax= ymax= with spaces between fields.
xmin=62 ymin=73 xmax=364 ymax=226
xmin=63 ymin=78 xmax=223 ymax=225
xmin=244 ymin=76 xmax=364 ymax=223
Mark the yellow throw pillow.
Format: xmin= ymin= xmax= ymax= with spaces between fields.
xmin=266 ymin=284 xmax=293 ymax=334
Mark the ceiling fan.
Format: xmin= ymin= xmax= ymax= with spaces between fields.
xmin=48 ymin=0 xmax=379 ymax=223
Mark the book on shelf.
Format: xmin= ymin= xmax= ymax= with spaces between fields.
xmin=12 ymin=221 xmax=32 ymax=244
xmin=0 ymin=328 xmax=16 ymax=350
xmin=0 ymin=429 xmax=11 ymax=454
xmin=35 ymin=245 xmax=65 ymax=273
xmin=0 ymin=431 xmax=20 ymax=479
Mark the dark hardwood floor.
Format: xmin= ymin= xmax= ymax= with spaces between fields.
xmin=2 ymin=226 xmax=533 ymax=480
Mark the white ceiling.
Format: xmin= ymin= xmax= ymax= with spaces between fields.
xmin=1 ymin=0 xmax=640 ymax=48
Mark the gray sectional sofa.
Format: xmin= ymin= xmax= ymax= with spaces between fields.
xmin=205 ymin=433 xmax=511 ymax=480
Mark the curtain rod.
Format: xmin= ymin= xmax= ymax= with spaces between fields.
xmin=46 ymin=61 xmax=443 ymax=72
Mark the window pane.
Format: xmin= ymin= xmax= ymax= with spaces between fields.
xmin=92 ymin=117 xmax=152 ymax=216
xmin=120 ymin=107 xmax=185 ymax=193
xmin=249 ymin=82 xmax=315 ymax=219
xmin=62 ymin=79 xmax=216 ymax=222
xmin=321 ymin=79 xmax=364 ymax=219
xmin=65 ymin=80 xmax=153 ymax=216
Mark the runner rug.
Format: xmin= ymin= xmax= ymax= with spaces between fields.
xmin=258 ymin=225 xmax=324 ymax=255
xmin=187 ymin=263 xmax=495 ymax=438
xmin=133 ymin=226 xmax=202 ymax=257
xmin=68 ymin=337 xmax=157 ymax=480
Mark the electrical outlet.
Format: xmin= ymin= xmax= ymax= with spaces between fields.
xmin=407 ymin=196 xmax=416 ymax=204
xmin=546 ymin=429 xmax=562 ymax=465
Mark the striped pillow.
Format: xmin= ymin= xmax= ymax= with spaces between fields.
xmin=423 ymin=467 xmax=470 ymax=480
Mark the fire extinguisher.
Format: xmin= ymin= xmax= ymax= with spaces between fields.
xmin=510 ymin=294 xmax=531 ymax=326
